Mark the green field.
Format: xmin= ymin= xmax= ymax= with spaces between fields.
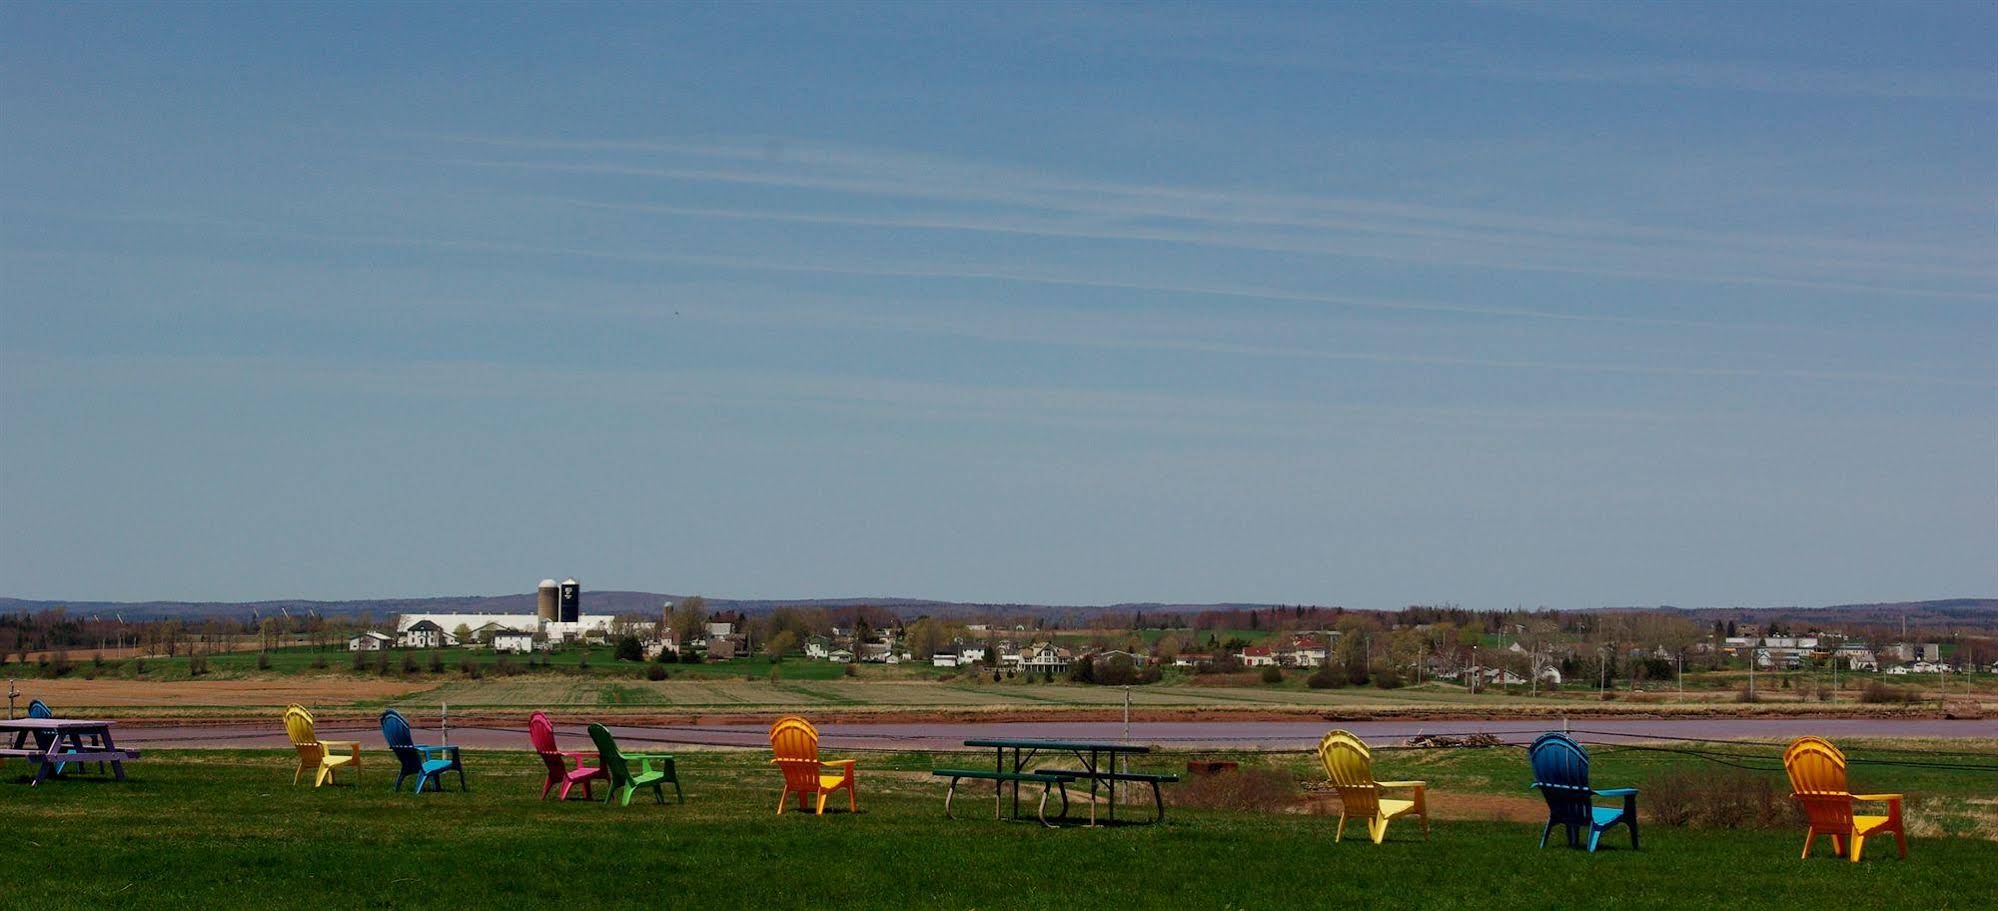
xmin=7 ymin=743 xmax=1993 ymax=910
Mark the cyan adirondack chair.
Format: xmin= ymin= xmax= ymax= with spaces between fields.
xmin=530 ymin=711 xmax=606 ymax=801
xmin=1528 ymin=732 xmax=1639 ymax=852
xmin=379 ymin=709 xmax=466 ymax=793
xmin=26 ymin=699 xmax=106 ymax=776
xmin=587 ymin=723 xmax=681 ymax=807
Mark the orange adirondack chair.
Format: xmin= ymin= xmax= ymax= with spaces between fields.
xmin=1318 ymin=729 xmax=1428 ymax=844
xmin=1784 ymin=736 xmax=1907 ymax=862
xmin=769 ymin=716 xmax=858 ymax=815
xmin=283 ymin=704 xmax=360 ymax=787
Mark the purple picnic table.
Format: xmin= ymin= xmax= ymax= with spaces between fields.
xmin=1 ymin=717 xmax=141 ymax=786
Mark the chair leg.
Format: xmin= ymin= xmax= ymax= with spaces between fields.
xmin=1371 ymin=816 xmax=1387 ymax=845
xmin=849 ymin=782 xmax=858 ymax=812
xmin=1849 ymin=834 xmax=1865 ymax=864
xmin=459 ymin=767 xmax=468 ymax=792
xmin=1830 ymin=835 xmax=1845 ymax=857
xmin=294 ymin=761 xmax=306 ymax=786
xmin=777 ymin=786 xmax=790 ymax=815
xmin=1538 ymin=821 xmax=1552 ymax=848
xmin=1588 ymin=826 xmax=1603 ymax=853
xmin=1628 ymin=815 xmax=1639 ymax=851
xmin=1800 ymin=830 xmax=1815 ymax=859
xmin=1336 ymin=813 xmax=1347 ymax=843
xmin=1893 ymin=828 xmax=1908 ymax=859
xmin=674 ymin=779 xmax=683 ymax=804
xmin=817 ymin=791 xmax=829 ymax=815
xmin=652 ymin=783 xmax=665 ymax=804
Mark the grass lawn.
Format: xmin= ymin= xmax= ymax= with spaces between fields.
xmin=8 ymin=748 xmax=1993 ymax=910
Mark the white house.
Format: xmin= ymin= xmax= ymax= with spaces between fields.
xmin=1020 ymin=642 xmax=1073 ymax=675
xmin=957 ymin=643 xmax=989 ymax=664
xmin=1536 ymin=665 xmax=1564 ymax=685
xmin=397 ymin=620 xmax=457 ymax=649
xmin=1239 ymin=646 xmax=1276 ymax=667
xmin=348 ymin=631 xmax=393 ymax=651
xmin=492 ymin=629 xmax=536 ymax=654
xmin=932 ymin=653 xmax=960 ymax=668
xmin=706 ymin=620 xmax=736 ymax=639
xmin=828 ymin=648 xmax=855 ymax=664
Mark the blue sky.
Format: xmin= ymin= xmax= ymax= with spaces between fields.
xmin=2 ymin=1 xmax=1992 ymax=607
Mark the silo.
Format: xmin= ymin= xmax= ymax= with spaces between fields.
xmin=537 ymin=580 xmax=560 ymax=623
xmin=559 ymin=578 xmax=581 ymax=623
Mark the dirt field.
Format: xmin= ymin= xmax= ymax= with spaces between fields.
xmin=12 ymin=675 xmax=431 ymax=707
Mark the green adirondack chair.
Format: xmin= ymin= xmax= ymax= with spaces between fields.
xmin=586 ymin=723 xmax=682 ymax=807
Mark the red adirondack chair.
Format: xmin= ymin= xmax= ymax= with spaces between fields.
xmin=530 ymin=711 xmax=607 ymax=801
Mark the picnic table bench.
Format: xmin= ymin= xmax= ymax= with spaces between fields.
xmin=1 ymin=718 xmax=141 ymax=787
xmin=931 ymin=768 xmax=1074 ymax=826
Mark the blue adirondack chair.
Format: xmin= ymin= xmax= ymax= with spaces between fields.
xmin=379 ymin=709 xmax=466 ymax=793
xmin=1528 ymin=732 xmax=1639 ymax=852
xmin=26 ymin=699 xmax=106 ymax=776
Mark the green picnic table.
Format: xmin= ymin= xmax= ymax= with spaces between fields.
xmin=933 ymin=738 xmax=1177 ymax=827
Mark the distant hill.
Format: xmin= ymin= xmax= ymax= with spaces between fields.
xmin=0 ymin=592 xmax=1294 ymax=626
xmin=3 ymin=593 xmax=1993 ymax=630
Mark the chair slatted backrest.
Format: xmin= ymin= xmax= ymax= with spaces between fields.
xmin=1528 ymin=733 xmax=1595 ymax=825
xmin=529 ymin=711 xmax=567 ymax=776
xmin=529 ymin=711 xmax=559 ymax=752
xmin=379 ymin=709 xmax=423 ymax=774
xmin=1784 ymin=736 xmax=1856 ymax=830
xmin=28 ymin=699 xmax=53 ymax=718
xmin=283 ymin=704 xmax=323 ymax=758
xmin=770 ymin=717 xmax=824 ymax=791
xmin=1317 ymin=730 xmax=1381 ymax=818
xmin=587 ymin=723 xmax=631 ymax=785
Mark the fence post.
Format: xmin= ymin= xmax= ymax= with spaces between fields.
xmin=441 ymin=701 xmax=449 ymax=746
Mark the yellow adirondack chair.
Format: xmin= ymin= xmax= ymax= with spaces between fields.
xmin=284 ymin=704 xmax=360 ymax=787
xmin=769 ymin=716 xmax=858 ymax=815
xmin=1784 ymin=736 xmax=1907 ymax=862
xmin=1318 ymin=729 xmax=1427 ymax=844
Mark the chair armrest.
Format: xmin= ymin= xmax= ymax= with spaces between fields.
xmin=1853 ymin=793 xmax=1903 ymax=803
xmin=561 ymin=750 xmax=599 ymax=761
xmin=626 ymin=753 xmax=674 ymax=762
xmin=823 ymin=758 xmax=858 ymax=768
xmin=418 ymin=745 xmax=459 ymax=759
xmin=320 ymin=740 xmax=360 ymax=750
xmin=1594 ymin=787 xmax=1639 ymax=797
xmin=1375 ymin=780 xmax=1425 ymax=789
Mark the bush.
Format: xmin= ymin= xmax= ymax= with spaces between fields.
xmin=310 ymin=655 xmax=328 ymax=670
xmin=646 ymin=662 xmax=669 ymax=681
xmin=1734 ymin=685 xmax=1758 ymax=703
xmin=132 ymin=658 xmax=147 ymax=675
xmin=188 ymin=654 xmax=209 ymax=677
xmin=1306 ymin=665 xmax=1344 ymax=689
xmin=352 ymin=651 xmax=367 ymax=671
xmin=257 ymin=651 xmax=272 ymax=671
xmin=1860 ymin=681 xmax=1918 ymax=704
xmin=614 ymin=636 xmax=644 ymax=662
xmin=374 ymin=652 xmax=391 ymax=675
xmin=401 ymin=653 xmax=420 ymax=675
xmin=1259 ymin=666 xmax=1284 ymax=685
xmin=843 ymin=663 xmax=858 ymax=677
xmin=1171 ymin=768 xmax=1296 ymax=812
xmin=1371 ymin=667 xmax=1403 ymax=689
xmin=428 ymin=653 xmax=444 ymax=674
xmin=1643 ymin=767 xmax=1800 ymax=829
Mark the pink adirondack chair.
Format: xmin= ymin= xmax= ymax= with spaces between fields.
xmin=530 ymin=711 xmax=607 ymax=801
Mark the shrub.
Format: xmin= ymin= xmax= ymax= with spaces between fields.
xmin=843 ymin=663 xmax=858 ymax=677
xmin=1306 ymin=665 xmax=1344 ymax=689
xmin=1860 ymin=681 xmax=1918 ymax=704
xmin=1372 ymin=667 xmax=1403 ymax=689
xmin=1170 ymin=768 xmax=1295 ymax=812
xmin=428 ymin=653 xmax=444 ymax=674
xmin=400 ymin=653 xmax=419 ymax=675
xmin=614 ymin=636 xmax=643 ymax=662
xmin=1643 ymin=767 xmax=1799 ymax=829
xmin=310 ymin=655 xmax=328 ymax=670
xmin=1734 ymin=685 xmax=1758 ymax=703
xmin=374 ymin=652 xmax=390 ymax=675
xmin=1259 ymin=666 xmax=1284 ymax=685
xmin=352 ymin=651 xmax=367 ymax=671
xmin=92 ymin=652 xmax=105 ymax=668
xmin=257 ymin=652 xmax=272 ymax=671
xmin=646 ymin=662 xmax=669 ymax=681
xmin=132 ymin=658 xmax=147 ymax=675
xmin=188 ymin=654 xmax=208 ymax=677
